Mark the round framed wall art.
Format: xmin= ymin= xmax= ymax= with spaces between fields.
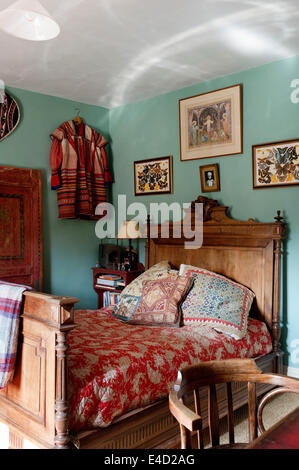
xmin=0 ymin=91 xmax=20 ymax=141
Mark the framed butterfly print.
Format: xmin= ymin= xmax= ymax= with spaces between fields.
xmin=134 ymin=156 xmax=173 ymax=195
xmin=252 ymin=138 xmax=299 ymax=189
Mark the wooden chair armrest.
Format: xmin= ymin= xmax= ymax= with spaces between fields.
xmin=169 ymin=391 xmax=202 ymax=432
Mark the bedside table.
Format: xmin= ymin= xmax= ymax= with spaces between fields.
xmin=92 ymin=267 xmax=144 ymax=309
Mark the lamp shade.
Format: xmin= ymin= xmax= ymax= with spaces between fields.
xmin=117 ymin=220 xmax=142 ymax=239
xmin=0 ymin=0 xmax=60 ymax=41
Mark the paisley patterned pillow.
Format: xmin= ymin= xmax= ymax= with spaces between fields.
xmin=112 ymin=261 xmax=178 ymax=321
xmin=119 ymin=261 xmax=176 ymax=298
xmin=127 ymin=275 xmax=193 ymax=327
xmin=179 ymin=264 xmax=255 ymax=339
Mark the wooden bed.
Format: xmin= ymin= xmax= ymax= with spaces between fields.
xmin=0 ymin=194 xmax=285 ymax=449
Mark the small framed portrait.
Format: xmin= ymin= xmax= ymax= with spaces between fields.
xmin=134 ymin=156 xmax=173 ymax=195
xmin=199 ymin=163 xmax=220 ymax=193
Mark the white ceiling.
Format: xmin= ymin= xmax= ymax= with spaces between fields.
xmin=1 ymin=0 xmax=299 ymax=108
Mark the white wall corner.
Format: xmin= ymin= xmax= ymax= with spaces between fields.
xmin=284 ymin=365 xmax=299 ymax=378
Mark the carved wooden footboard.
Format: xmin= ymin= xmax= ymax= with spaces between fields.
xmin=0 ymin=291 xmax=78 ymax=449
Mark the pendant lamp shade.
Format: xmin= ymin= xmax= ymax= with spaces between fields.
xmin=0 ymin=0 xmax=60 ymax=41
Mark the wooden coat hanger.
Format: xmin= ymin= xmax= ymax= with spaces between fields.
xmin=73 ymin=108 xmax=82 ymax=125
xmin=49 ymin=109 xmax=85 ymax=140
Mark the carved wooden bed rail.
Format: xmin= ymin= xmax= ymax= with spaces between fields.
xmin=0 ymin=291 xmax=79 ymax=449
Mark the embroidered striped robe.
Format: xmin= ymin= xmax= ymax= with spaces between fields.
xmin=50 ymin=120 xmax=112 ymax=219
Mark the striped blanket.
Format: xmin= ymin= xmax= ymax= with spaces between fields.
xmin=0 ymin=281 xmax=30 ymax=389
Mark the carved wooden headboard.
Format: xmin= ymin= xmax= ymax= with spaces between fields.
xmin=146 ymin=196 xmax=285 ymax=355
xmin=0 ymin=166 xmax=42 ymax=290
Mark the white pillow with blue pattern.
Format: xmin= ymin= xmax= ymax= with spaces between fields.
xmin=179 ymin=264 xmax=255 ymax=340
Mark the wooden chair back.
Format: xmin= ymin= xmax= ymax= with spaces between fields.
xmin=169 ymin=359 xmax=299 ymax=449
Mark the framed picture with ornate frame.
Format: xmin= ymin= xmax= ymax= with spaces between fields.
xmin=199 ymin=163 xmax=220 ymax=193
xmin=134 ymin=155 xmax=173 ymax=196
xmin=252 ymin=138 xmax=299 ymax=189
xmin=179 ymin=84 xmax=242 ymax=161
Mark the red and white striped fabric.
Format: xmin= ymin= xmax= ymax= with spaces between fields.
xmin=50 ymin=120 xmax=112 ymax=219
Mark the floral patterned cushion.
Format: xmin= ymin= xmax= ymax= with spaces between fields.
xmin=111 ymin=294 xmax=141 ymax=321
xmin=127 ymin=275 xmax=193 ymax=327
xmin=112 ymin=261 xmax=177 ymax=321
xmin=179 ymin=264 xmax=255 ymax=339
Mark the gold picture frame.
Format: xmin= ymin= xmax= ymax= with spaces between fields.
xmin=134 ymin=156 xmax=173 ymax=196
xmin=200 ymin=163 xmax=220 ymax=193
xmin=179 ymin=84 xmax=242 ymax=161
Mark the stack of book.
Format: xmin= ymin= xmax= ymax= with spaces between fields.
xmin=103 ymin=291 xmax=120 ymax=307
xmin=96 ymin=274 xmax=125 ymax=290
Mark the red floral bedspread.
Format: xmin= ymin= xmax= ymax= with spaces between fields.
xmin=67 ymin=308 xmax=272 ymax=432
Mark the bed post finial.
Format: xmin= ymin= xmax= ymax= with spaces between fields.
xmin=145 ymin=214 xmax=151 ymax=270
xmin=274 ymin=210 xmax=284 ymax=224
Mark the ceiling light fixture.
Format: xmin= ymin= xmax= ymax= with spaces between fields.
xmin=226 ymin=27 xmax=271 ymax=55
xmin=0 ymin=0 xmax=60 ymax=41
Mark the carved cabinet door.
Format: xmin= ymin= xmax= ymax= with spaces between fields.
xmin=0 ymin=166 xmax=42 ymax=290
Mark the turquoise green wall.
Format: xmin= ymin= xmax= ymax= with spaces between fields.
xmin=109 ymin=55 xmax=299 ymax=368
xmin=0 ymin=87 xmax=109 ymax=308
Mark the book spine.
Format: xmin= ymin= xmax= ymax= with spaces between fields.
xmin=97 ymin=280 xmax=119 ymax=286
xmin=97 ymin=285 xmax=122 ymax=291
xmin=103 ymin=291 xmax=120 ymax=307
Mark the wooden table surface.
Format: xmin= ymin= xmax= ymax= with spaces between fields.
xmin=247 ymin=406 xmax=299 ymax=449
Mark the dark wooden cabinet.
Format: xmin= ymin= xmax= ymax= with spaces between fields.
xmin=0 ymin=166 xmax=42 ymax=290
xmin=92 ymin=267 xmax=143 ymax=309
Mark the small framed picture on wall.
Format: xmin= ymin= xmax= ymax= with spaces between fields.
xmin=134 ymin=156 xmax=173 ymax=196
xmin=199 ymin=163 xmax=220 ymax=193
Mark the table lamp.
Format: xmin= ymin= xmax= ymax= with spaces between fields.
xmin=117 ymin=220 xmax=142 ymax=271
